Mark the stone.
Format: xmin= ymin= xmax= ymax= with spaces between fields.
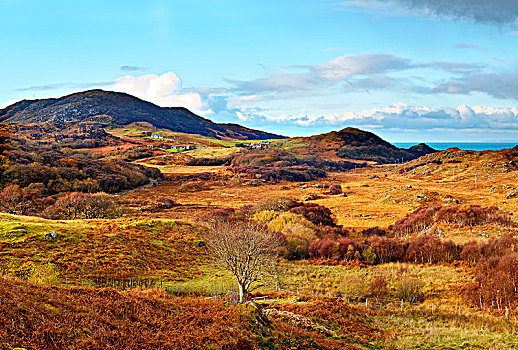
xmin=44 ymin=230 xmax=57 ymax=240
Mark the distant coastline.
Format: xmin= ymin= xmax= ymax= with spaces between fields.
xmin=394 ymin=142 xmax=518 ymax=152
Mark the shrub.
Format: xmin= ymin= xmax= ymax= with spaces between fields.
xmin=267 ymin=212 xmax=315 ymax=234
xmin=197 ymin=207 xmax=236 ymax=226
xmin=290 ymin=203 xmax=336 ymax=227
xmin=394 ymin=276 xmax=423 ymax=303
xmin=254 ymin=196 xmax=300 ymax=213
xmin=362 ymin=226 xmax=387 ymax=237
xmin=283 ymin=233 xmax=313 ymax=260
xmin=466 ymin=253 xmax=518 ymax=310
xmin=369 ymin=276 xmax=389 ymax=298
xmin=156 ymin=197 xmax=177 ymax=209
xmin=6 ymin=262 xmax=60 ymax=285
xmin=45 ymin=192 xmax=121 ymax=219
xmin=178 ymin=181 xmax=208 ymax=192
xmin=253 ymin=210 xmax=279 ymax=224
xmin=328 ymin=184 xmax=342 ymax=195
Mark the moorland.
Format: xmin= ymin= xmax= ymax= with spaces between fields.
xmin=1 ymin=90 xmax=518 ymax=349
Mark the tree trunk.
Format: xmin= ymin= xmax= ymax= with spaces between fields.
xmin=238 ymin=283 xmax=247 ymax=303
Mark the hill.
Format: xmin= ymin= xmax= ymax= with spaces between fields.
xmin=397 ymin=146 xmax=518 ymax=181
xmin=283 ymin=127 xmax=436 ymax=164
xmin=0 ymin=89 xmax=284 ymax=140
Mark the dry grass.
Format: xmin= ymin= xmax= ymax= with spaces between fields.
xmin=184 ymin=146 xmax=242 ymax=158
xmin=377 ymin=311 xmax=518 ymax=349
xmin=120 ymin=162 xmax=518 ymax=243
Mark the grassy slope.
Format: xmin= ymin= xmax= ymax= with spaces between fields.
xmin=0 ymin=215 xmax=206 ymax=283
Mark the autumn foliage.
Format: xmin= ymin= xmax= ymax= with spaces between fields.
xmin=0 ymin=277 xmax=256 ymax=350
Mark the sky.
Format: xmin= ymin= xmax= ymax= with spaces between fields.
xmin=1 ymin=0 xmax=518 ymax=142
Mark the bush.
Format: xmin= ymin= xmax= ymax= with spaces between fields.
xmin=267 ymin=212 xmax=315 ymax=234
xmin=394 ymin=276 xmax=423 ymax=303
xmin=362 ymin=226 xmax=387 ymax=237
xmin=253 ymin=210 xmax=279 ymax=224
xmin=254 ymin=196 xmax=300 ymax=212
xmin=178 ymin=181 xmax=209 ymax=192
xmin=369 ymin=276 xmax=389 ymax=298
xmin=44 ymin=192 xmax=121 ymax=219
xmin=197 ymin=207 xmax=237 ymax=226
xmin=328 ymin=184 xmax=342 ymax=195
xmin=6 ymin=262 xmax=60 ymax=285
xmin=466 ymin=253 xmax=518 ymax=310
xmin=290 ymin=203 xmax=336 ymax=227
xmin=156 ymin=197 xmax=177 ymax=209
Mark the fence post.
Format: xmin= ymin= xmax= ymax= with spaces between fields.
xmin=506 ymin=307 xmax=509 ymax=319
xmin=400 ymin=299 xmax=404 ymax=312
xmin=432 ymin=303 xmax=434 ymax=314
xmin=365 ymin=298 xmax=368 ymax=308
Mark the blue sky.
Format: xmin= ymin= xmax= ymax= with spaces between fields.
xmin=1 ymin=0 xmax=518 ymax=142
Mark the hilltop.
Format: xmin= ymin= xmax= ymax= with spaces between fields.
xmin=282 ymin=127 xmax=436 ymax=163
xmin=0 ymin=89 xmax=284 ymax=140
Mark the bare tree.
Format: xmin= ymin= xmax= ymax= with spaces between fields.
xmin=204 ymin=220 xmax=281 ymax=303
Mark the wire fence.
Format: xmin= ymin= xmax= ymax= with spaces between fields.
xmin=83 ymin=276 xmax=516 ymax=319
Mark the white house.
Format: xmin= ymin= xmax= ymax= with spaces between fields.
xmin=170 ymin=145 xmax=195 ymax=151
xmin=151 ymin=134 xmax=163 ymax=139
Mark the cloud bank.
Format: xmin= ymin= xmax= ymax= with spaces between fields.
xmin=259 ymin=104 xmax=518 ymax=132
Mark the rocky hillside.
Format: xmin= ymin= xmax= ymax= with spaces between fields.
xmin=397 ymin=146 xmax=518 ymax=179
xmin=0 ymin=90 xmax=284 ymax=140
xmin=290 ymin=127 xmax=436 ymax=164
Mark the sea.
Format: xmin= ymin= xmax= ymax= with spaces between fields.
xmin=394 ymin=142 xmax=518 ymax=152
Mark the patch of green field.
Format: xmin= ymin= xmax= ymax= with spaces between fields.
xmin=272 ymin=139 xmax=308 ymax=150
xmin=0 ymin=214 xmax=92 ymax=243
xmin=200 ymin=138 xmax=238 ymax=147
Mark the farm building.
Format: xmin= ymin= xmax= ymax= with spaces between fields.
xmin=170 ymin=145 xmax=195 ymax=151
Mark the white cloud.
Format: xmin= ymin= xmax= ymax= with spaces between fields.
xmin=112 ymin=72 xmax=212 ymax=115
xmin=242 ymin=103 xmax=518 ymax=132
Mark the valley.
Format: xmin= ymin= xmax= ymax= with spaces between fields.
xmin=1 ymin=93 xmax=518 ymax=349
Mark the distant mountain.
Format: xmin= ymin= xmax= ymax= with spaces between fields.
xmin=0 ymin=89 xmax=284 ymax=140
xmin=295 ymin=127 xmax=436 ymax=163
